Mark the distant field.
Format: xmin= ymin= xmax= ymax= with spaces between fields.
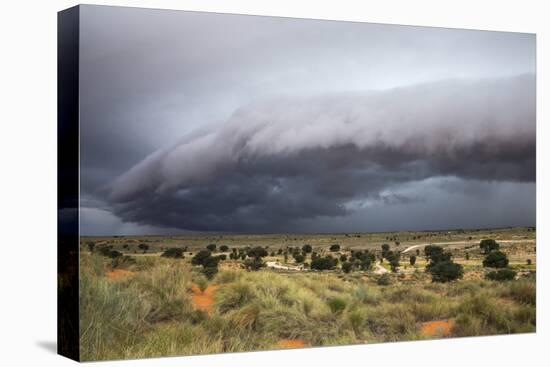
xmin=79 ymin=227 xmax=536 ymax=361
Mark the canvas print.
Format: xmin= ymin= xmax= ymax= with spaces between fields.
xmin=58 ymin=4 xmax=536 ymax=362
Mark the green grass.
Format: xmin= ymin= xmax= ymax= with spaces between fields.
xmin=80 ymin=252 xmax=536 ymax=361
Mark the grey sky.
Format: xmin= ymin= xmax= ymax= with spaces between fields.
xmin=79 ymin=5 xmax=536 ymax=235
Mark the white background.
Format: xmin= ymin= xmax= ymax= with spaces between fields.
xmin=0 ymin=0 xmax=547 ymax=366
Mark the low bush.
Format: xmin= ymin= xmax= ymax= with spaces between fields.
xmin=483 ymin=251 xmax=509 ymax=268
xmin=161 ymin=248 xmax=185 ymax=258
xmin=326 ymin=297 xmax=347 ymax=314
xmin=486 ymin=268 xmax=516 ymax=281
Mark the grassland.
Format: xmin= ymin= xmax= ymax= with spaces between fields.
xmin=79 ymin=227 xmax=536 ymax=361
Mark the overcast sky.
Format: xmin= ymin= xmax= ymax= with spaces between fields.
xmin=79 ymin=5 xmax=536 ymax=235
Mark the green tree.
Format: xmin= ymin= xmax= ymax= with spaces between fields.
xmin=429 ymin=261 xmax=464 ymax=282
xmin=486 ymin=268 xmax=516 ymax=281
xmin=311 ymin=255 xmax=338 ymax=270
xmin=219 ymin=245 xmax=229 ymax=252
xmin=341 ymin=262 xmax=353 ymax=273
xmin=329 ymin=244 xmax=340 ymax=252
xmin=479 ymin=239 xmax=500 ymax=254
xmin=192 ymin=250 xmax=213 ymax=266
xmin=483 ymin=251 xmax=509 ymax=268
xmin=302 ymin=244 xmax=313 ymax=253
xmin=244 ymin=257 xmax=265 ymax=271
xmin=161 ymin=248 xmax=185 ymax=258
xmin=138 ymin=243 xmax=149 ymax=254
xmin=247 ymin=246 xmax=268 ymax=258
xmin=409 ymin=255 xmax=416 ymax=266
xmin=206 ymin=244 xmax=217 ymax=252
xmin=293 ymin=253 xmax=305 ymax=263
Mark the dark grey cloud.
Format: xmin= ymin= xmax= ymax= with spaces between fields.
xmin=78 ymin=5 xmax=536 ymax=234
xmin=104 ymin=75 xmax=535 ymax=232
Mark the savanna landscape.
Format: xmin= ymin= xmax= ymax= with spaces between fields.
xmin=73 ymin=6 xmax=536 ymax=362
xmin=80 ymin=227 xmax=536 ymax=361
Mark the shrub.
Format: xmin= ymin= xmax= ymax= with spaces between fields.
xmin=527 ymin=259 xmax=532 ymax=265
xmin=386 ymin=251 xmax=400 ymax=272
xmin=329 ymin=244 xmax=340 ymax=252
xmin=409 ymin=255 xmax=416 ymax=266
xmin=202 ymin=266 xmax=218 ymax=279
xmin=486 ymin=268 xmax=516 ymax=281
xmin=429 ymin=261 xmax=464 ymax=282
xmin=106 ymin=250 xmax=123 ymax=259
xmin=161 ymin=248 xmax=185 ymax=259
xmin=311 ymin=255 xmax=337 ymax=270
xmin=219 ymin=245 xmax=229 ymax=252
xmin=483 ymin=251 xmax=509 ymax=268
xmin=342 ymin=262 xmax=353 ymax=273
xmin=138 ymin=244 xmax=149 ymax=253
xmin=302 ymin=244 xmax=312 ymax=253
xmin=218 ymin=254 xmax=227 ymax=261
xmin=293 ymin=253 xmax=305 ymax=263
xmin=87 ymin=243 xmax=95 ymax=252
xmin=377 ymin=273 xmax=392 ymax=286
xmin=340 ymin=254 xmax=348 ymax=262
xmin=195 ymin=276 xmax=209 ymax=293
xmin=192 ymin=250 xmax=213 ymax=266
xmin=111 ymin=255 xmax=136 ymax=269
xmin=381 ymin=244 xmax=390 ymax=257
xmin=479 ymin=239 xmax=499 ymax=254
xmin=326 ymin=297 xmax=347 ymax=314
xmin=206 ymin=244 xmax=217 ymax=252
xmin=247 ymin=246 xmax=268 ymax=258
xmin=244 ymin=257 xmax=265 ymax=271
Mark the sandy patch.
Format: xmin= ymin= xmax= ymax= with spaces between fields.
xmin=420 ymin=319 xmax=454 ymax=337
xmin=105 ymin=269 xmax=134 ymax=280
xmin=191 ymin=284 xmax=220 ymax=315
xmin=277 ymin=339 xmax=306 ymax=349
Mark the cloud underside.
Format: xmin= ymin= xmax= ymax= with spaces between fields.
xmin=106 ymin=74 xmax=535 ymax=232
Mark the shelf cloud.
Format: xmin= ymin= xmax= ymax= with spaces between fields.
xmin=106 ymin=74 xmax=535 ymax=232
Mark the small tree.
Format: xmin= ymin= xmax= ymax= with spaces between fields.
xmin=219 ymin=245 xmax=229 ymax=252
xmin=409 ymin=255 xmax=416 ymax=266
xmin=381 ymin=244 xmax=390 ymax=257
xmin=138 ymin=243 xmax=149 ymax=254
xmin=329 ymin=244 xmax=340 ymax=252
xmin=202 ymin=266 xmax=218 ymax=279
xmin=430 ymin=261 xmax=464 ymax=282
xmin=527 ymin=259 xmax=532 ymax=265
xmin=244 ymin=257 xmax=265 ymax=271
xmin=342 ymin=262 xmax=353 ymax=273
xmin=377 ymin=273 xmax=392 ymax=286
xmin=206 ymin=244 xmax=217 ymax=252
xmin=486 ymin=268 xmax=516 ymax=281
xmin=479 ymin=239 xmax=500 ymax=254
xmin=483 ymin=251 xmax=509 ymax=268
xmin=247 ymin=246 xmax=268 ymax=258
xmin=293 ymin=253 xmax=305 ymax=263
xmin=386 ymin=252 xmax=400 ymax=272
xmin=87 ymin=242 xmax=95 ymax=253
xmin=192 ymin=250 xmax=213 ymax=266
xmin=161 ymin=248 xmax=185 ymax=258
xmin=311 ymin=255 xmax=337 ymax=270
xmin=340 ymin=254 xmax=348 ymax=262
xmin=302 ymin=244 xmax=313 ymax=253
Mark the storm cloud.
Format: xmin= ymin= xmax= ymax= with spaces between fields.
xmin=106 ymin=75 xmax=535 ymax=232
xmin=78 ymin=5 xmax=536 ymax=234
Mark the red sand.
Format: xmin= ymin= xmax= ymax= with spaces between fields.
xmin=105 ymin=269 xmax=134 ymax=280
xmin=191 ymin=284 xmax=220 ymax=315
xmin=420 ymin=319 xmax=454 ymax=337
xmin=277 ymin=339 xmax=306 ymax=349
